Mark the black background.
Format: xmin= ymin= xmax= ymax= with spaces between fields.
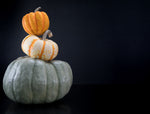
xmin=0 ymin=0 xmax=149 ymax=113
xmin=0 ymin=0 xmax=150 ymax=86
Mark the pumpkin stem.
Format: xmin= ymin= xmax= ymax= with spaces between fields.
xmin=34 ymin=7 xmax=41 ymax=12
xmin=42 ymin=30 xmax=53 ymax=40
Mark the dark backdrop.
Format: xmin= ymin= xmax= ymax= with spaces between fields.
xmin=0 ymin=0 xmax=149 ymax=85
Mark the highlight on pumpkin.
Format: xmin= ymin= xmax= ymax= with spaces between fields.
xmin=22 ymin=7 xmax=50 ymax=36
xmin=21 ymin=30 xmax=58 ymax=61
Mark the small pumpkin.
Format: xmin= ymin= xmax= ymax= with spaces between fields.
xmin=3 ymin=56 xmax=73 ymax=104
xmin=22 ymin=7 xmax=49 ymax=36
xmin=21 ymin=30 xmax=58 ymax=61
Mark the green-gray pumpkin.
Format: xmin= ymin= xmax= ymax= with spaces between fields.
xmin=3 ymin=56 xmax=73 ymax=104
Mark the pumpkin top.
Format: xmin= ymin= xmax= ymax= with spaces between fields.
xmin=22 ymin=7 xmax=50 ymax=36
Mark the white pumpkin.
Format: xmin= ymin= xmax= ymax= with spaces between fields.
xmin=21 ymin=30 xmax=58 ymax=61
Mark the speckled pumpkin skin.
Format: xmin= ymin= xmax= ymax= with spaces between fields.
xmin=22 ymin=11 xmax=50 ymax=36
xmin=3 ymin=56 xmax=73 ymax=104
xmin=21 ymin=35 xmax=58 ymax=61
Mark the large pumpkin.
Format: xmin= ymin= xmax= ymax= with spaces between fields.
xmin=22 ymin=7 xmax=50 ymax=36
xmin=3 ymin=56 xmax=73 ymax=104
xmin=21 ymin=30 xmax=58 ymax=61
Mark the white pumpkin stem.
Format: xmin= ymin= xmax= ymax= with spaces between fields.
xmin=42 ymin=30 xmax=53 ymax=40
xmin=34 ymin=7 xmax=41 ymax=12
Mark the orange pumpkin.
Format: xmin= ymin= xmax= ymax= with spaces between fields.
xmin=22 ymin=7 xmax=50 ymax=36
xmin=21 ymin=30 xmax=58 ymax=61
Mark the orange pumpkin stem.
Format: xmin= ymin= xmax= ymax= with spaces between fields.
xmin=34 ymin=6 xmax=41 ymax=12
xmin=42 ymin=30 xmax=53 ymax=40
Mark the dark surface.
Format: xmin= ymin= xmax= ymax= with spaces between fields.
xmin=0 ymin=85 xmax=148 ymax=113
xmin=0 ymin=0 xmax=150 ymax=85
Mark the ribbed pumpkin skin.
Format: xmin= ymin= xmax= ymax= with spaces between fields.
xmin=3 ymin=56 xmax=73 ymax=104
xmin=21 ymin=35 xmax=58 ymax=61
xmin=22 ymin=11 xmax=49 ymax=36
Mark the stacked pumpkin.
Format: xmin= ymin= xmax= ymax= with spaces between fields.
xmin=3 ymin=7 xmax=73 ymax=104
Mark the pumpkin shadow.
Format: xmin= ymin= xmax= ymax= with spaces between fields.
xmin=4 ymin=100 xmax=71 ymax=114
